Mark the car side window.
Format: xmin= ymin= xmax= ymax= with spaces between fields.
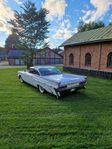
xmin=29 ymin=69 xmax=34 ymax=74
xmin=29 ymin=69 xmax=40 ymax=75
xmin=34 ymin=69 xmax=40 ymax=75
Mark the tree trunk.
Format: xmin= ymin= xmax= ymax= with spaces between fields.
xmin=27 ymin=51 xmax=34 ymax=69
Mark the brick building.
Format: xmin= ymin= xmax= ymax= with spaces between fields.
xmin=61 ymin=26 xmax=112 ymax=79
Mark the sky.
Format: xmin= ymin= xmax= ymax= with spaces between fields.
xmin=0 ymin=0 xmax=112 ymax=48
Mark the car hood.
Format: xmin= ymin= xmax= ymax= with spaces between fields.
xmin=43 ymin=73 xmax=86 ymax=86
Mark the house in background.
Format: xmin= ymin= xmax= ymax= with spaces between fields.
xmin=8 ymin=50 xmax=25 ymax=65
xmin=8 ymin=48 xmax=63 ymax=65
xmin=61 ymin=26 xmax=112 ymax=79
xmin=34 ymin=48 xmax=63 ymax=65
xmin=0 ymin=49 xmax=7 ymax=61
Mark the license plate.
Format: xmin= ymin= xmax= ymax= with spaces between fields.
xmin=67 ymin=83 xmax=79 ymax=88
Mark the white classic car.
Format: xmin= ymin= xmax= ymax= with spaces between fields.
xmin=18 ymin=66 xmax=87 ymax=98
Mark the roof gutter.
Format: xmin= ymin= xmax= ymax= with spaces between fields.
xmin=60 ymin=38 xmax=112 ymax=47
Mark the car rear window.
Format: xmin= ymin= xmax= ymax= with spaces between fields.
xmin=39 ymin=67 xmax=62 ymax=76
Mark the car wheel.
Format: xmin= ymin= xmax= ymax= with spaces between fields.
xmin=56 ymin=91 xmax=61 ymax=99
xmin=39 ymin=85 xmax=45 ymax=94
xmin=19 ymin=76 xmax=24 ymax=83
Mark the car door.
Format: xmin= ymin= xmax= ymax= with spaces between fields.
xmin=20 ymin=71 xmax=31 ymax=84
xmin=29 ymin=69 xmax=40 ymax=87
xmin=22 ymin=68 xmax=35 ymax=86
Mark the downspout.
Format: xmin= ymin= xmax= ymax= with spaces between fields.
xmin=64 ymin=47 xmax=66 ymax=66
xmin=79 ymin=45 xmax=81 ymax=68
xmin=98 ymin=43 xmax=102 ymax=70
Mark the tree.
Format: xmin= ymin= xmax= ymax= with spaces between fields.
xmin=5 ymin=33 xmax=19 ymax=51
xmin=9 ymin=0 xmax=50 ymax=68
xmin=78 ymin=21 xmax=105 ymax=32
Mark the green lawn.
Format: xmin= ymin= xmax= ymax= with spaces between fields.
xmin=0 ymin=68 xmax=112 ymax=149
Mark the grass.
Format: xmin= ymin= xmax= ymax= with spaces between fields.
xmin=0 ymin=68 xmax=112 ymax=149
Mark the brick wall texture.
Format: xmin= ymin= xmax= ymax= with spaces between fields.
xmin=64 ymin=42 xmax=112 ymax=72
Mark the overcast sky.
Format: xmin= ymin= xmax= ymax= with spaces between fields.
xmin=0 ymin=0 xmax=112 ymax=48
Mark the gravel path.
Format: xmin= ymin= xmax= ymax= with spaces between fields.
xmin=0 ymin=66 xmax=26 ymax=69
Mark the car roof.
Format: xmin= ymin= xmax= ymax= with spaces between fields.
xmin=30 ymin=65 xmax=55 ymax=70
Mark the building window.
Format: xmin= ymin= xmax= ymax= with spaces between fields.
xmin=85 ymin=53 xmax=91 ymax=66
xmin=69 ymin=53 xmax=74 ymax=65
xmin=107 ymin=52 xmax=112 ymax=67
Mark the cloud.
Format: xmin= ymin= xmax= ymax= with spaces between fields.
xmin=0 ymin=0 xmax=14 ymax=21
xmin=52 ymin=19 xmax=73 ymax=40
xmin=82 ymin=0 xmax=112 ymax=22
xmin=0 ymin=0 xmax=22 ymax=35
xmin=44 ymin=38 xmax=54 ymax=48
xmin=0 ymin=24 xmax=11 ymax=34
xmin=0 ymin=22 xmax=4 ymax=27
xmin=14 ymin=0 xmax=22 ymax=5
xmin=42 ymin=0 xmax=67 ymax=21
xmin=0 ymin=41 xmax=5 ymax=47
xmin=0 ymin=0 xmax=15 ymax=34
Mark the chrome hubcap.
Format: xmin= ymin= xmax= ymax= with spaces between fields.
xmin=20 ymin=77 xmax=23 ymax=83
xmin=39 ymin=86 xmax=44 ymax=93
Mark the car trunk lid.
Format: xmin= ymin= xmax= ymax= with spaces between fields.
xmin=43 ymin=73 xmax=86 ymax=86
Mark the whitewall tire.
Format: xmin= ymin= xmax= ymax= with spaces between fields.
xmin=19 ymin=76 xmax=24 ymax=83
xmin=39 ymin=85 xmax=45 ymax=94
xmin=56 ymin=91 xmax=61 ymax=99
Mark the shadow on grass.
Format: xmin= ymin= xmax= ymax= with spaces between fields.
xmin=60 ymin=90 xmax=89 ymax=101
xmin=22 ymin=81 xmax=92 ymax=102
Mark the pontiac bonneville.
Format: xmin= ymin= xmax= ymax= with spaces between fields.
xmin=18 ymin=66 xmax=87 ymax=98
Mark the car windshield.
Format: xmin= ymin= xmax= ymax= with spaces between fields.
xmin=39 ymin=67 xmax=62 ymax=76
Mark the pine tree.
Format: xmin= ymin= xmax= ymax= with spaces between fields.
xmin=9 ymin=0 xmax=50 ymax=68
